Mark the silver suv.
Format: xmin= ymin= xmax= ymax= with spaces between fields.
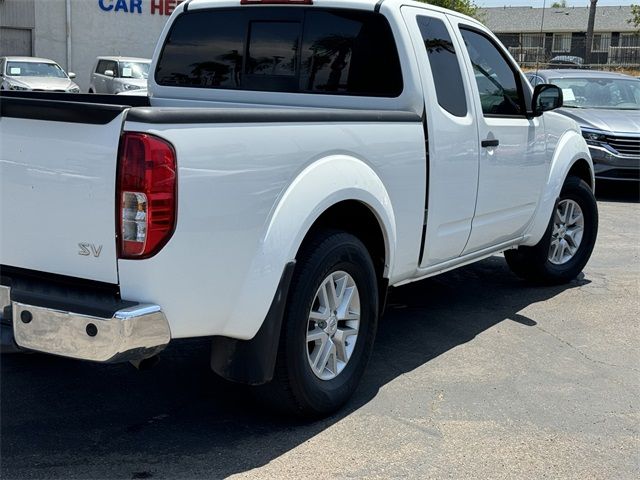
xmin=89 ymin=56 xmax=150 ymax=94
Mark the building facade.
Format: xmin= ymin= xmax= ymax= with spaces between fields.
xmin=0 ymin=0 xmax=183 ymax=91
xmin=479 ymin=6 xmax=640 ymax=68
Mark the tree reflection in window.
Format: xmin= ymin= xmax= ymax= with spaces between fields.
xmin=417 ymin=16 xmax=467 ymax=117
xmin=247 ymin=23 xmax=300 ymax=76
xmin=156 ymin=8 xmax=402 ymax=97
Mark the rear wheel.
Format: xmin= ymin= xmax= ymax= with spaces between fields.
xmin=505 ymin=176 xmax=598 ymax=284
xmin=261 ymin=230 xmax=379 ymax=418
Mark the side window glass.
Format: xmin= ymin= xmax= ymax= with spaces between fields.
xmin=460 ymin=28 xmax=523 ymax=116
xmin=96 ymin=61 xmax=106 ymax=74
xmin=108 ymin=61 xmax=118 ymax=76
xmin=417 ymin=15 xmax=467 ymax=117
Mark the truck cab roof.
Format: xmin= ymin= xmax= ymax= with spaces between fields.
xmin=187 ymin=0 xmax=479 ymax=24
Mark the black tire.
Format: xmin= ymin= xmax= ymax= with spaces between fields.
xmin=505 ymin=175 xmax=598 ymax=284
xmin=260 ymin=230 xmax=379 ymax=418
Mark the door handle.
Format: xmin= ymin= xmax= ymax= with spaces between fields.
xmin=481 ymin=139 xmax=499 ymax=148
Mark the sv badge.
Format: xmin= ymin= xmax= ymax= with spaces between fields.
xmin=78 ymin=243 xmax=103 ymax=258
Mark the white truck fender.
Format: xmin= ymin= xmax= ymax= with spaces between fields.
xmin=225 ymin=154 xmax=397 ymax=340
xmin=522 ymin=128 xmax=594 ymax=247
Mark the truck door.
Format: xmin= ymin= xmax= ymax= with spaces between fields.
xmin=451 ymin=19 xmax=549 ymax=253
xmin=401 ymin=7 xmax=480 ymax=267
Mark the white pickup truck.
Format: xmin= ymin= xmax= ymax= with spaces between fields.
xmin=0 ymin=0 xmax=598 ymax=417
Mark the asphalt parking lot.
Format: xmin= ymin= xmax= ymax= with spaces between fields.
xmin=1 ymin=182 xmax=638 ymax=480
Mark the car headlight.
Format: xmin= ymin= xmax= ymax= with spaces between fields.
xmin=9 ymin=84 xmax=29 ymax=91
xmin=124 ymin=84 xmax=142 ymax=91
xmin=67 ymin=87 xmax=81 ymax=93
xmin=581 ymin=129 xmax=608 ymax=146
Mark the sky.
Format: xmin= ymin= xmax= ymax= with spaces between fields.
xmin=476 ymin=1 xmax=634 ymax=6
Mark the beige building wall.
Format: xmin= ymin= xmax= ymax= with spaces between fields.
xmin=34 ymin=0 xmax=176 ymax=91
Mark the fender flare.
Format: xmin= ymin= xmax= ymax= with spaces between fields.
xmin=522 ymin=129 xmax=594 ymax=246
xmin=226 ymin=154 xmax=397 ymax=340
xmin=211 ymin=155 xmax=397 ymax=384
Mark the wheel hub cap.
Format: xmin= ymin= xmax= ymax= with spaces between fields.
xmin=306 ymin=271 xmax=360 ymax=381
xmin=325 ymin=315 xmax=338 ymax=336
xmin=548 ymin=199 xmax=584 ymax=265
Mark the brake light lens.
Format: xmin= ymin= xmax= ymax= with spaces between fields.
xmin=240 ymin=0 xmax=312 ymax=4
xmin=117 ymin=132 xmax=177 ymax=259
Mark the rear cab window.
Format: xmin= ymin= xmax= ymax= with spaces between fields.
xmin=155 ymin=7 xmax=403 ymax=97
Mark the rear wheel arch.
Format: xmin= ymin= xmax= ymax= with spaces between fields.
xmin=299 ymin=200 xmax=387 ymax=281
xmin=297 ymin=200 xmax=390 ymax=315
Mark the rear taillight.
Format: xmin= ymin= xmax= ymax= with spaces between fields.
xmin=117 ymin=132 xmax=177 ymax=259
xmin=240 ymin=0 xmax=312 ymax=4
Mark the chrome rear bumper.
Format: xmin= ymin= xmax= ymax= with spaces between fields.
xmin=0 ymin=285 xmax=170 ymax=362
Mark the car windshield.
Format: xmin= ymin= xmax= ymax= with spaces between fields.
xmin=6 ymin=61 xmax=67 ymax=78
xmin=550 ymin=77 xmax=640 ymax=110
xmin=119 ymin=62 xmax=150 ymax=79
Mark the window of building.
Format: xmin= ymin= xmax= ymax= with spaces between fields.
xmin=591 ymin=33 xmax=611 ymax=53
xmin=417 ymin=16 xmax=467 ymax=117
xmin=620 ymin=33 xmax=640 ymax=48
xmin=460 ymin=28 xmax=524 ymax=117
xmin=520 ymin=33 xmax=545 ymax=49
xmin=156 ymin=8 xmax=403 ymax=97
xmin=552 ymin=33 xmax=572 ymax=52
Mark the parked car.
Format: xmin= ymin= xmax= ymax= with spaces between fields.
xmin=548 ymin=55 xmax=584 ymax=68
xmin=89 ymin=56 xmax=150 ymax=94
xmin=1 ymin=0 xmax=598 ymax=418
xmin=0 ymin=56 xmax=79 ymax=92
xmin=527 ymin=70 xmax=640 ymax=181
xmin=117 ymin=88 xmax=148 ymax=96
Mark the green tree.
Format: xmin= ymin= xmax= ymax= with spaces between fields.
xmin=629 ymin=5 xmax=640 ymax=30
xmin=551 ymin=1 xmax=567 ymax=8
xmin=414 ymin=0 xmax=479 ymax=19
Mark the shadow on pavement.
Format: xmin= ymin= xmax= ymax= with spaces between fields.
xmin=595 ymin=179 xmax=639 ymax=203
xmin=0 ymin=257 xmax=589 ymax=479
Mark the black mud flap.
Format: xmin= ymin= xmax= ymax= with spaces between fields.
xmin=210 ymin=261 xmax=296 ymax=385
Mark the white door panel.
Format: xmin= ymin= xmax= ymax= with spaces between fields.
xmin=452 ymin=20 xmax=550 ymax=253
xmin=401 ymin=6 xmax=480 ymax=267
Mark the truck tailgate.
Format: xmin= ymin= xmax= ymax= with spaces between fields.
xmin=1 ymin=99 xmax=126 ymax=284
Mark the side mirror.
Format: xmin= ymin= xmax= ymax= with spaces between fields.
xmin=104 ymin=70 xmax=115 ymax=77
xmin=68 ymin=72 xmax=76 ymax=79
xmin=532 ymin=84 xmax=563 ymax=116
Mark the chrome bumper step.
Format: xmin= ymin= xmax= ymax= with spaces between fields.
xmin=0 ymin=285 xmax=170 ymax=362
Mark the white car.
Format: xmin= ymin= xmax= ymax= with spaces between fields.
xmin=0 ymin=56 xmax=79 ymax=92
xmin=0 ymin=0 xmax=597 ymax=418
xmin=89 ymin=56 xmax=150 ymax=94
